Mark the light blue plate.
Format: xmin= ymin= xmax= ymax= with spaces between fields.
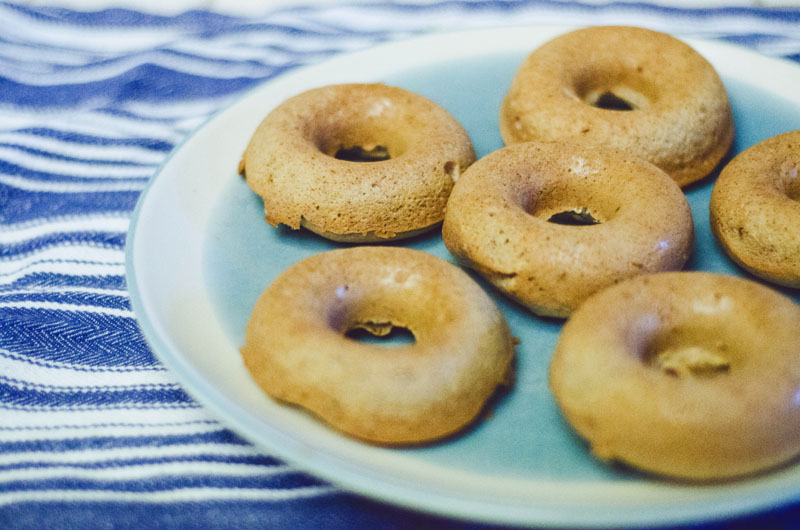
xmin=128 ymin=26 xmax=800 ymax=528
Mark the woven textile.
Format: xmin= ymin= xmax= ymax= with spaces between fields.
xmin=1 ymin=1 xmax=800 ymax=527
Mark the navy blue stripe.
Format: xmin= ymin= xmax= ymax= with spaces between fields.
xmin=0 ymin=159 xmax=150 ymax=183
xmin=0 ymin=496 xmax=473 ymax=530
xmin=0 ymin=291 xmax=130 ymax=311
xmin=0 ymin=273 xmax=127 ymax=292
xmin=94 ymin=107 xmax=210 ymax=125
xmin=0 ymin=64 xmax=274 ymax=108
xmin=1 ymin=3 xmax=242 ymax=30
xmin=0 ymin=232 xmax=126 ymax=259
xmin=0 ymin=431 xmax=252 ymax=456
xmin=0 ymin=144 xmax=159 ymax=168
xmin=394 ymin=0 xmax=800 ymax=23
xmin=0 ymin=374 xmax=175 ymax=392
xmin=0 ymin=308 xmax=155 ymax=368
xmin=0 ymin=187 xmax=141 ymax=224
xmin=0 ymin=453 xmax=284 ymax=472
xmin=10 ymin=128 xmax=173 ymax=152
xmin=0 ymin=380 xmax=192 ymax=409
xmin=2 ymin=471 xmax=325 ymax=493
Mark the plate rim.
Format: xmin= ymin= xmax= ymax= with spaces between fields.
xmin=126 ymin=24 xmax=800 ymax=528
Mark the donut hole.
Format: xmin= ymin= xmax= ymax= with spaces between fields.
xmin=315 ymin=122 xmax=408 ymax=162
xmin=334 ymin=145 xmax=391 ymax=162
xmin=643 ymin=327 xmax=732 ymax=378
xmin=444 ymin=160 xmax=460 ymax=181
xmin=546 ymin=207 xmax=602 ymax=226
xmin=779 ymin=162 xmax=800 ymax=201
xmin=522 ymin=178 xmax=623 ymax=225
xmin=345 ymin=321 xmax=416 ymax=347
xmin=574 ymin=67 xmax=656 ymax=111
xmin=588 ymin=91 xmax=635 ymax=111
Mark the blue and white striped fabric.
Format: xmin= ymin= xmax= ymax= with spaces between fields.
xmin=1 ymin=1 xmax=800 ymax=528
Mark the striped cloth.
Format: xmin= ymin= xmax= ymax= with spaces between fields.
xmin=1 ymin=1 xmax=799 ymax=528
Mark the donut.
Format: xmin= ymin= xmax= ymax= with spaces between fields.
xmin=239 ymin=83 xmax=476 ymax=242
xmin=499 ymin=25 xmax=734 ymax=187
xmin=549 ymin=272 xmax=800 ymax=480
xmin=441 ymin=141 xmax=694 ymax=318
xmin=240 ymin=246 xmax=516 ymax=445
xmin=710 ymin=129 xmax=800 ymax=288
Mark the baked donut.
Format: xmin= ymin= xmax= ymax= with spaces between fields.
xmin=710 ymin=129 xmax=800 ymax=288
xmin=240 ymin=83 xmax=476 ymax=242
xmin=499 ymin=25 xmax=734 ymax=187
xmin=441 ymin=141 xmax=694 ymax=318
xmin=549 ymin=271 xmax=800 ymax=480
xmin=240 ymin=246 xmax=516 ymax=445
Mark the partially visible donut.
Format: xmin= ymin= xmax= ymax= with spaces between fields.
xmin=240 ymin=83 xmax=476 ymax=242
xmin=549 ymin=272 xmax=800 ymax=480
xmin=240 ymin=246 xmax=516 ymax=445
xmin=499 ymin=26 xmax=734 ymax=187
xmin=710 ymin=129 xmax=800 ymax=288
xmin=441 ymin=141 xmax=694 ymax=318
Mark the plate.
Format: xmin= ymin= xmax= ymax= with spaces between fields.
xmin=126 ymin=26 xmax=800 ymax=528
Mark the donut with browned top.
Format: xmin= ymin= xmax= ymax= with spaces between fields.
xmin=710 ymin=129 xmax=800 ymax=288
xmin=549 ymin=272 xmax=800 ymax=480
xmin=240 ymin=83 xmax=476 ymax=242
xmin=240 ymin=246 xmax=516 ymax=445
xmin=499 ymin=26 xmax=734 ymax=187
xmin=441 ymin=141 xmax=694 ymax=318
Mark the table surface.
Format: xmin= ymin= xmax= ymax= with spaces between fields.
xmin=1 ymin=1 xmax=800 ymax=528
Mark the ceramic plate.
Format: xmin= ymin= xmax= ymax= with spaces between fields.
xmin=126 ymin=26 xmax=800 ymax=528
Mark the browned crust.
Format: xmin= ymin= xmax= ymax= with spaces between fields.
xmin=549 ymin=272 xmax=800 ymax=480
xmin=240 ymin=246 xmax=516 ymax=445
xmin=499 ymin=25 xmax=734 ymax=187
xmin=442 ymin=140 xmax=694 ymax=317
xmin=240 ymin=83 xmax=476 ymax=242
xmin=709 ymin=129 xmax=800 ymax=288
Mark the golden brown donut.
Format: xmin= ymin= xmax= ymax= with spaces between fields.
xmin=499 ymin=26 xmax=734 ymax=187
xmin=549 ymin=272 xmax=800 ymax=481
xmin=240 ymin=246 xmax=516 ymax=445
xmin=240 ymin=83 xmax=476 ymax=242
xmin=441 ymin=141 xmax=694 ymax=318
xmin=710 ymin=129 xmax=800 ymax=288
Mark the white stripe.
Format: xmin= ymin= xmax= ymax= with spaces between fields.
xmin=0 ymin=260 xmax=125 ymax=282
xmin=0 ymin=246 xmax=123 ymax=273
xmin=0 ymin=347 xmax=165 ymax=377
xmin=0 ymin=216 xmax=129 ymax=244
xmin=168 ymin=40 xmax=307 ymax=63
xmin=116 ymin=99 xmax=226 ymax=121
xmin=0 ymin=354 xmax=177 ymax=390
xmin=0 ymin=442 xmax=265 ymax=466
xmin=0 ymin=145 xmax=155 ymax=179
xmin=0 ymin=486 xmax=336 ymax=505
xmin=0 ymin=286 xmax=127 ymax=299
xmin=0 ymin=420 xmax=219 ymax=442
xmin=213 ymin=31 xmax=377 ymax=55
xmin=0 ymin=6 xmax=187 ymax=53
xmin=0 ymin=51 xmax=273 ymax=86
xmin=1 ymin=285 xmax=126 ymax=297
xmin=0 ymin=132 xmax=167 ymax=165
xmin=0 ymin=173 xmax=146 ymax=193
xmin=0 ymin=109 xmax=185 ymax=144
xmin=0 ymin=301 xmax=135 ymax=318
xmin=0 ymin=461 xmax=293 ymax=483
xmin=753 ymin=40 xmax=800 ymax=58
xmin=0 ymin=406 xmax=215 ymax=433
xmin=0 ymin=41 xmax=101 ymax=67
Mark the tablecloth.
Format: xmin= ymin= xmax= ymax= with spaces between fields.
xmin=1 ymin=1 xmax=800 ymax=528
